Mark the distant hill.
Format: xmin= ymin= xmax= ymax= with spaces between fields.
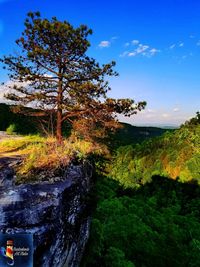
xmin=107 ymin=122 xmax=172 ymax=150
xmin=0 ymin=103 xmax=38 ymax=134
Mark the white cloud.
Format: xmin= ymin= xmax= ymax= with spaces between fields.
xmin=132 ymin=45 xmax=157 ymax=57
xmin=136 ymin=44 xmax=149 ymax=54
xmin=0 ymin=85 xmax=8 ymax=103
xmin=189 ymin=34 xmax=195 ymax=39
xmin=173 ymin=107 xmax=180 ymax=112
xmin=98 ymin=36 xmax=118 ymax=48
xmin=0 ymin=81 xmax=17 ymax=103
xmin=121 ymin=39 xmax=160 ymax=58
xmin=149 ymin=48 xmax=160 ymax=56
xmin=0 ymin=80 xmax=32 ymax=104
xmin=197 ymin=40 xmax=200 ymax=46
xmin=98 ymin=40 xmax=110 ymax=48
xmin=122 ymin=42 xmax=159 ymax=58
xmin=128 ymin=52 xmax=137 ymax=57
xmin=179 ymin=42 xmax=184 ymax=47
xmin=132 ymin=39 xmax=139 ymax=45
xmin=169 ymin=44 xmax=176 ymax=49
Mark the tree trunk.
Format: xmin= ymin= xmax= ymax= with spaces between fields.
xmin=56 ymin=75 xmax=63 ymax=144
xmin=56 ymin=108 xmax=62 ymax=144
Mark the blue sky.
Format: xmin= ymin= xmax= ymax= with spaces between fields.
xmin=0 ymin=0 xmax=199 ymax=126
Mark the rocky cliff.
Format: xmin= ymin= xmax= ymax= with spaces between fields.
xmin=0 ymin=160 xmax=93 ymax=267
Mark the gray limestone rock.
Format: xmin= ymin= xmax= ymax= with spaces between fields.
xmin=0 ymin=161 xmax=93 ymax=267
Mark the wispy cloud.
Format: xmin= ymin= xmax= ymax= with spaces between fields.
xmin=120 ymin=51 xmax=129 ymax=57
xmin=98 ymin=36 xmax=118 ymax=48
xmin=169 ymin=42 xmax=184 ymax=50
xmin=167 ymin=37 xmax=198 ymax=63
xmin=121 ymin=40 xmax=160 ymax=58
xmin=121 ymin=36 xmax=197 ymax=60
xmin=128 ymin=52 xmax=137 ymax=57
xmin=149 ymin=48 xmax=160 ymax=56
xmin=129 ymin=45 xmax=159 ymax=57
xmin=136 ymin=44 xmax=149 ymax=53
xmin=111 ymin=36 xmax=118 ymax=41
xmin=98 ymin=40 xmax=111 ymax=48
xmin=169 ymin=44 xmax=176 ymax=49
xmin=132 ymin=39 xmax=139 ymax=45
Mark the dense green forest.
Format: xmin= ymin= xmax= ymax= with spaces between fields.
xmin=82 ymin=176 xmax=200 ymax=267
xmin=82 ymin=113 xmax=200 ymax=267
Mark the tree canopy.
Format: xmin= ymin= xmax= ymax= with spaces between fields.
xmin=1 ymin=12 xmax=146 ymax=143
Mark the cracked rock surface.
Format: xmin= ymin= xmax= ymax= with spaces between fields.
xmin=0 ymin=160 xmax=93 ymax=267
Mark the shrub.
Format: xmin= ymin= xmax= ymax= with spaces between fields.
xmin=6 ymin=123 xmax=17 ymax=135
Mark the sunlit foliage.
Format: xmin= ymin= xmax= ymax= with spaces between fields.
xmin=109 ymin=113 xmax=200 ymax=188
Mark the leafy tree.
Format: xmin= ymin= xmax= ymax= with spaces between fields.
xmin=1 ymin=12 xmax=146 ymax=143
xmin=184 ymin=111 xmax=200 ymax=126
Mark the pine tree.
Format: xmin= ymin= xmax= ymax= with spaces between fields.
xmin=1 ymin=12 xmax=146 ymax=143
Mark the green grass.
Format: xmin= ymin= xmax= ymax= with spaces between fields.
xmin=0 ymin=135 xmax=44 ymax=153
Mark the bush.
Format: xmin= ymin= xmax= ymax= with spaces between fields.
xmin=6 ymin=123 xmax=18 ymax=135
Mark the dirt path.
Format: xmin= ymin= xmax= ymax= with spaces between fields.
xmin=0 ymin=131 xmax=23 ymax=141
